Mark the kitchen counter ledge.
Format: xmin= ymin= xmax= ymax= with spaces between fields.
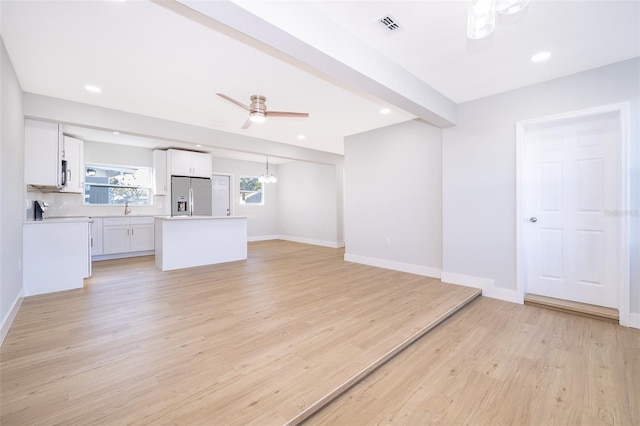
xmin=155 ymin=215 xmax=247 ymax=221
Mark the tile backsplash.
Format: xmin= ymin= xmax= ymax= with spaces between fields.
xmin=26 ymin=189 xmax=166 ymax=219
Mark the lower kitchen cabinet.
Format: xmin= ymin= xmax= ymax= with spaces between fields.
xmin=90 ymin=217 xmax=103 ymax=256
xmin=101 ymin=216 xmax=154 ymax=255
xmin=23 ymin=219 xmax=91 ymax=296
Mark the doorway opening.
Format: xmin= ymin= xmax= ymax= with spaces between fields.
xmin=212 ymin=174 xmax=233 ymax=217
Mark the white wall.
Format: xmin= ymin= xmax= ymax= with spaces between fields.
xmin=212 ymin=157 xmax=279 ymax=239
xmin=344 ymin=119 xmax=442 ymax=277
xmin=84 ymin=141 xmax=153 ymax=167
xmin=442 ymin=58 xmax=639 ymax=313
xmin=277 ymin=161 xmax=341 ymax=247
xmin=1 ymin=38 xmax=25 ymax=343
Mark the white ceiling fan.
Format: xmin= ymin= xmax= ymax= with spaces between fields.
xmin=216 ymin=93 xmax=309 ymax=129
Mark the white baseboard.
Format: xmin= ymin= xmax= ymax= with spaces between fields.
xmin=440 ymin=271 xmax=519 ymax=304
xmin=629 ymin=313 xmax=640 ymax=329
xmin=440 ymin=272 xmax=493 ymax=289
xmin=483 ymin=286 xmax=521 ymax=304
xmin=248 ymin=235 xmax=279 ymax=242
xmin=279 ymin=235 xmax=344 ymax=249
xmin=1 ymin=290 xmax=24 ymax=346
xmin=344 ymin=253 xmax=441 ymax=279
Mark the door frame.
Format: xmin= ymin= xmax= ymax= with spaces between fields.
xmin=515 ymin=102 xmax=631 ymax=326
xmin=212 ymin=172 xmax=234 ymax=217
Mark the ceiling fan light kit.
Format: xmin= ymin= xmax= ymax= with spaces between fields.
xmin=217 ymin=93 xmax=309 ymax=129
xmin=467 ymin=0 xmax=529 ymax=39
xmin=249 ymin=112 xmax=267 ymax=123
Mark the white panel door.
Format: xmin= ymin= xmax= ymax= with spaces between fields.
xmin=524 ymin=114 xmax=619 ymax=308
xmin=212 ymin=175 xmax=231 ymax=216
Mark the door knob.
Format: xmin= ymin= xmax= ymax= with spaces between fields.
xmin=529 ymin=217 xmax=538 ymax=223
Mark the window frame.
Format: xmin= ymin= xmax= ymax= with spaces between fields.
xmin=83 ymin=163 xmax=153 ymax=206
xmin=238 ymin=175 xmax=264 ymax=206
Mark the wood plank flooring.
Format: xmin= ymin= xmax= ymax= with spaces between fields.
xmin=0 ymin=241 xmax=479 ymax=425
xmin=305 ymin=297 xmax=640 ymax=425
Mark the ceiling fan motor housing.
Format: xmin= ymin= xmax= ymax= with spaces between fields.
xmin=250 ymin=95 xmax=267 ymax=114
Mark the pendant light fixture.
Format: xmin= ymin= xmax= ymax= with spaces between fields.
xmin=467 ymin=0 xmax=496 ymax=40
xmin=497 ymin=0 xmax=529 ymax=15
xmin=259 ymin=156 xmax=277 ymax=184
xmin=467 ymin=0 xmax=529 ymax=39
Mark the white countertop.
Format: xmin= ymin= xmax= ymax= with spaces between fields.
xmin=155 ymin=215 xmax=247 ymax=221
xmin=24 ymin=217 xmax=91 ymax=224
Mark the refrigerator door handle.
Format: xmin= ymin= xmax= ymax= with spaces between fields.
xmin=189 ymin=187 xmax=194 ymax=216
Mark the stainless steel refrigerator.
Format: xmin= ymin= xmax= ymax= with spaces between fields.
xmin=171 ymin=176 xmax=212 ymax=216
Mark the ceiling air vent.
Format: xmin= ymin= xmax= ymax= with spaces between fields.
xmin=377 ymin=14 xmax=404 ymax=34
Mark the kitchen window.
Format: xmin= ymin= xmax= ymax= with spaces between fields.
xmin=84 ymin=164 xmax=152 ymax=205
xmin=239 ymin=176 xmax=263 ymax=205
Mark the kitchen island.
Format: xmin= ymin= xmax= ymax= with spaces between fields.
xmin=154 ymin=216 xmax=247 ymax=271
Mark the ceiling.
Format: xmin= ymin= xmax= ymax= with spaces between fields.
xmin=2 ymin=0 xmax=638 ymax=159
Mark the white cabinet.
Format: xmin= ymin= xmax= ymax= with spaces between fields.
xmin=168 ymin=149 xmax=212 ymax=178
xmin=153 ymin=150 xmax=167 ymax=195
xmin=102 ymin=216 xmax=154 ymax=254
xmin=90 ymin=217 xmax=104 ymax=256
xmin=24 ymin=119 xmax=84 ymax=192
xmin=61 ymin=136 xmax=84 ymax=193
xmin=23 ymin=220 xmax=90 ymax=296
xmin=24 ymin=119 xmax=63 ymax=188
xmin=190 ymin=152 xmax=212 ymax=177
xmin=131 ymin=220 xmax=155 ymax=251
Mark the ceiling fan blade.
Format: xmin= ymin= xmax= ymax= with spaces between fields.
xmin=265 ymin=111 xmax=309 ymax=118
xmin=240 ymin=118 xmax=252 ymax=129
xmin=216 ymin=93 xmax=250 ymax=111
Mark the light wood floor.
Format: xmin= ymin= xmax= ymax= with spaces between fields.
xmin=306 ymin=297 xmax=640 ymax=425
xmin=0 ymin=240 xmax=479 ymax=425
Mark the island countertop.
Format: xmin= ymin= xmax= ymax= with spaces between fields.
xmin=154 ymin=215 xmax=247 ymax=221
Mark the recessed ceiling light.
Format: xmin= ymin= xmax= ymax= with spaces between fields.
xmin=112 ymin=131 xmax=120 ymax=135
xmin=531 ymin=51 xmax=551 ymax=62
xmin=380 ymin=107 xmax=391 ymax=114
xmin=85 ymin=85 xmax=101 ymax=93
xmin=196 ymin=144 xmax=202 ymax=148
xmin=297 ymin=134 xmax=305 ymax=140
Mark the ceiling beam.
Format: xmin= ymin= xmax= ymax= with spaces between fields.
xmin=175 ymin=0 xmax=457 ymax=127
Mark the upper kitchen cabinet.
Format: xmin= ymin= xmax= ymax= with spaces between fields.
xmin=167 ymin=149 xmax=212 ymax=178
xmin=24 ymin=119 xmax=63 ymax=189
xmin=24 ymin=119 xmax=84 ymax=193
xmin=153 ymin=150 xmax=167 ymax=195
xmin=61 ymin=136 xmax=84 ymax=194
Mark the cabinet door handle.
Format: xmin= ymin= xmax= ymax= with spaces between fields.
xmin=127 ymin=229 xmax=130 ymax=236
xmin=131 ymin=228 xmax=134 ymax=235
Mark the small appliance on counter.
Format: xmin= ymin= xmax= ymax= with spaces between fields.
xmin=33 ymin=200 xmax=49 ymax=221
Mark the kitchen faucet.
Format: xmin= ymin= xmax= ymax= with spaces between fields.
xmin=124 ymin=201 xmax=131 ymax=215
